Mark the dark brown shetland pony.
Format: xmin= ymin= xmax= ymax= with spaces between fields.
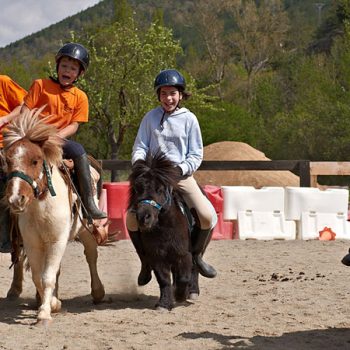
xmin=129 ymin=152 xmax=200 ymax=310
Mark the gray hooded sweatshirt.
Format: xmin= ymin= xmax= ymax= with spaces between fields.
xmin=132 ymin=106 xmax=203 ymax=176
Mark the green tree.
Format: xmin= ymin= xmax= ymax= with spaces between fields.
xmin=225 ymin=0 xmax=290 ymax=106
xmin=185 ymin=0 xmax=230 ymax=98
xmin=73 ymin=17 xmax=182 ymax=180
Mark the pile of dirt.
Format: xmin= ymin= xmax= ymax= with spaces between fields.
xmin=194 ymin=141 xmax=300 ymax=187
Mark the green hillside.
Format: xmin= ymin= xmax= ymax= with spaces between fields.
xmin=0 ymin=0 xmax=333 ymax=66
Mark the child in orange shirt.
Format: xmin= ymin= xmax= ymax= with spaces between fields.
xmin=0 ymin=75 xmax=27 ymax=146
xmin=0 ymin=75 xmax=27 ymax=252
xmin=21 ymin=43 xmax=107 ymax=221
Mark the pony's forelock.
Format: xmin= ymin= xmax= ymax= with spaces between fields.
xmin=129 ymin=152 xmax=180 ymax=189
xmin=3 ymin=107 xmax=63 ymax=166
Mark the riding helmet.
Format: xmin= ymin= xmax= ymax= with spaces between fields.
xmin=154 ymin=69 xmax=186 ymax=93
xmin=55 ymin=43 xmax=90 ymax=71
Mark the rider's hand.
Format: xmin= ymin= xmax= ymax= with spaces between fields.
xmin=175 ymin=166 xmax=183 ymax=178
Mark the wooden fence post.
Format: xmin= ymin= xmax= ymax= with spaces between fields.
xmin=298 ymin=160 xmax=311 ymax=187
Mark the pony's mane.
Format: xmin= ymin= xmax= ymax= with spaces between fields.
xmin=3 ymin=107 xmax=63 ymax=166
xmin=129 ymin=152 xmax=181 ymax=189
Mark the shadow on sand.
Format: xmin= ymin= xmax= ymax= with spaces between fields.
xmin=0 ymin=292 xmax=193 ymax=325
xmin=178 ymin=329 xmax=350 ymax=350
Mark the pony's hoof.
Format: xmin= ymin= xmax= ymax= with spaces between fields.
xmin=50 ymin=297 xmax=62 ymax=313
xmin=188 ymin=293 xmax=199 ymax=300
xmin=92 ymin=286 xmax=105 ymax=304
xmin=155 ymin=303 xmax=171 ymax=312
xmin=6 ymin=289 xmax=22 ymax=300
xmin=36 ymin=318 xmax=53 ymax=327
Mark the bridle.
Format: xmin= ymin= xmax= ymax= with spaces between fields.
xmin=7 ymin=160 xmax=56 ymax=198
xmin=138 ymin=187 xmax=172 ymax=211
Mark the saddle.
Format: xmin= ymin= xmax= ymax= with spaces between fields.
xmin=174 ymin=193 xmax=196 ymax=235
xmin=59 ymin=157 xmax=109 ymax=246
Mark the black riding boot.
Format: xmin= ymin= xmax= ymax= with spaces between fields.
xmin=129 ymin=230 xmax=152 ymax=286
xmin=74 ymin=153 xmax=107 ymax=220
xmin=191 ymin=226 xmax=217 ymax=278
xmin=341 ymin=248 xmax=350 ymax=266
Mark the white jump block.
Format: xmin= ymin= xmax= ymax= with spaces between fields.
xmin=237 ymin=210 xmax=296 ymax=240
xmin=284 ymin=187 xmax=350 ymax=240
xmin=222 ymin=186 xmax=285 ymax=220
xmin=221 ymin=186 xmax=296 ymax=240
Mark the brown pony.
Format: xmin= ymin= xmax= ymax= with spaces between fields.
xmin=2 ymin=108 xmax=105 ymax=324
xmin=128 ymin=152 xmax=200 ymax=310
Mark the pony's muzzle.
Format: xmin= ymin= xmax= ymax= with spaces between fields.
xmin=136 ymin=207 xmax=157 ymax=231
xmin=7 ymin=194 xmax=29 ymax=213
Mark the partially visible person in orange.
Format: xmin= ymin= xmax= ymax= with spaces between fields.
xmin=0 ymin=75 xmax=27 ymax=147
xmin=21 ymin=43 xmax=106 ymax=221
xmin=0 ymin=75 xmax=27 ymax=252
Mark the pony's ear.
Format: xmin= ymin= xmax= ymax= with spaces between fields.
xmin=34 ymin=139 xmax=46 ymax=148
xmin=41 ymin=136 xmax=64 ymax=166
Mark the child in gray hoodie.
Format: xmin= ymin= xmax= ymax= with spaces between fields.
xmin=127 ymin=69 xmax=217 ymax=286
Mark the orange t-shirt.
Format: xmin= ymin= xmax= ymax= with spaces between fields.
xmin=0 ymin=75 xmax=27 ymax=147
xmin=24 ymin=78 xmax=89 ymax=131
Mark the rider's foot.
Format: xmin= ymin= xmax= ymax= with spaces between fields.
xmin=138 ymin=264 xmax=152 ymax=286
xmin=342 ymin=249 xmax=350 ymax=266
xmin=0 ymin=242 xmax=12 ymax=254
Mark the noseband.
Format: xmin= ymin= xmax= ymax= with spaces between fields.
xmin=7 ymin=160 xmax=56 ymax=198
xmin=138 ymin=187 xmax=172 ymax=211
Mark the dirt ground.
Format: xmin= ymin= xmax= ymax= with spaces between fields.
xmin=1 ymin=238 xmax=350 ymax=350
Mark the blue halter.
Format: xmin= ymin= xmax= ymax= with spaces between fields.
xmin=139 ymin=199 xmax=163 ymax=210
xmin=138 ymin=187 xmax=172 ymax=211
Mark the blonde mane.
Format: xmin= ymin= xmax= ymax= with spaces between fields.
xmin=3 ymin=107 xmax=63 ymax=167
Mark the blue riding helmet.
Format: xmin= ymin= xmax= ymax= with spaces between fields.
xmin=154 ymin=69 xmax=186 ymax=93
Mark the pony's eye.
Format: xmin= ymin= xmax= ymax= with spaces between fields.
xmin=32 ymin=160 xmax=38 ymax=166
xmin=156 ymin=187 xmax=164 ymax=195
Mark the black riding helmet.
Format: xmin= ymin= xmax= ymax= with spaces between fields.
xmin=55 ymin=43 xmax=90 ymax=72
xmin=154 ymin=69 xmax=186 ymax=94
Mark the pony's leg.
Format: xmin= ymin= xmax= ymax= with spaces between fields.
xmin=6 ymin=254 xmax=24 ymax=299
xmin=153 ymin=267 xmax=173 ymax=311
xmin=173 ymin=252 xmax=192 ymax=303
xmin=35 ymin=266 xmax=61 ymax=311
xmin=78 ymin=229 xmax=105 ymax=303
xmin=188 ymin=265 xmax=200 ymax=300
xmin=23 ymin=245 xmax=45 ymax=307
xmin=32 ymin=241 xmax=66 ymax=322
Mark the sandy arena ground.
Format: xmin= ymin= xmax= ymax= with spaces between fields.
xmin=1 ymin=238 xmax=350 ymax=350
